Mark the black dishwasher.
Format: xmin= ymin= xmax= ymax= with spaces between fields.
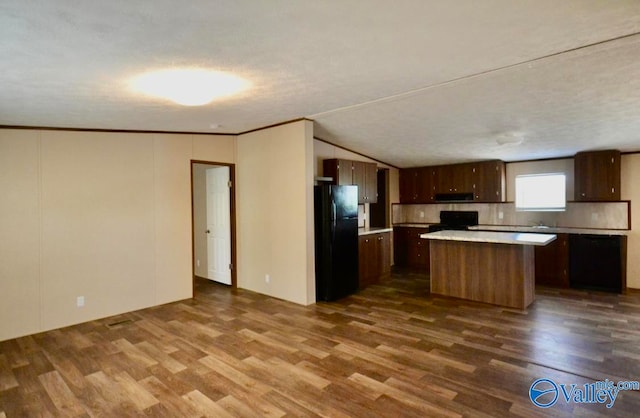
xmin=569 ymin=234 xmax=627 ymax=293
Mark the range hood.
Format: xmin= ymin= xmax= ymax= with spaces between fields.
xmin=434 ymin=192 xmax=474 ymax=202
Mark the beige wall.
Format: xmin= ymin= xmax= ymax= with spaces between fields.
xmin=0 ymin=128 xmax=236 ymax=341
xmin=0 ymin=130 xmax=41 ymax=339
xmin=237 ymin=120 xmax=316 ymax=305
xmin=622 ymin=154 xmax=640 ymax=289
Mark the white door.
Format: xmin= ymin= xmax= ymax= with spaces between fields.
xmin=206 ymin=166 xmax=231 ymax=284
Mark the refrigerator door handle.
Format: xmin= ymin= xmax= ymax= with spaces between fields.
xmin=331 ymin=201 xmax=337 ymax=242
xmin=331 ymin=218 xmax=336 ymax=244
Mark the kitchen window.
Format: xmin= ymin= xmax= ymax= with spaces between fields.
xmin=515 ymin=173 xmax=566 ymax=211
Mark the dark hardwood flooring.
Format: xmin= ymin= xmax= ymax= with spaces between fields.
xmin=1 ymin=270 xmax=640 ymax=417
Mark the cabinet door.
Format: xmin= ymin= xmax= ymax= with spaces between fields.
xmin=358 ymin=235 xmax=373 ymax=288
xmin=323 ymin=159 xmax=354 ymax=186
xmin=377 ymin=232 xmax=391 ymax=279
xmin=360 ymin=234 xmax=385 ymax=288
xmin=452 ymin=163 xmax=475 ymax=193
xmin=399 ymin=168 xmax=418 ymax=203
xmin=351 ymin=161 xmax=378 ymax=203
xmin=473 ymin=160 xmax=505 ymax=202
xmin=534 ymin=234 xmax=569 ymax=287
xmin=364 ymin=162 xmax=378 ymax=203
xmin=407 ymin=228 xmax=429 ymax=271
xmin=417 ymin=167 xmax=435 ymax=203
xmin=358 ymin=235 xmax=367 ymax=287
xmin=435 ymin=164 xmax=474 ymax=194
xmin=352 ymin=161 xmax=366 ymax=203
xmin=574 ymin=150 xmax=621 ymax=201
xmin=393 ymin=227 xmax=409 ymax=266
xmin=433 ymin=166 xmax=452 ymax=194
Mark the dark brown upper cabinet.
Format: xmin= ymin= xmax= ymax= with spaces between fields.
xmin=399 ymin=160 xmax=505 ymax=203
xmin=399 ymin=168 xmax=419 ymax=203
xmin=323 ymin=159 xmax=378 ymax=204
xmin=417 ymin=167 xmax=436 ymax=203
xmin=323 ymin=159 xmax=353 ymax=186
xmin=471 ymin=160 xmax=505 ymax=202
xmin=574 ymin=150 xmax=621 ymax=201
xmin=434 ymin=164 xmax=474 ymax=194
xmin=399 ymin=167 xmax=435 ymax=203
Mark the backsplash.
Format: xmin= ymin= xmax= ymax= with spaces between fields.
xmin=393 ymin=201 xmax=630 ymax=230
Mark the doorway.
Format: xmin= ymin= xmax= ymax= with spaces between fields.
xmin=370 ymin=168 xmax=390 ymax=227
xmin=191 ymin=161 xmax=236 ymax=291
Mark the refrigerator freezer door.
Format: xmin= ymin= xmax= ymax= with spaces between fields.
xmin=331 ymin=185 xmax=358 ymax=219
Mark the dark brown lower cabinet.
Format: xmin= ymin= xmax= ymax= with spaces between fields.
xmin=393 ymin=227 xmax=430 ymax=273
xmin=534 ymin=233 xmax=569 ymax=288
xmin=359 ymin=232 xmax=391 ymax=288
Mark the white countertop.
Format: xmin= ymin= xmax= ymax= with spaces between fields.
xmin=358 ymin=227 xmax=393 ymax=236
xmin=393 ymin=223 xmax=433 ymax=228
xmin=420 ymin=230 xmax=557 ymax=246
xmin=469 ymin=225 xmax=629 ymax=236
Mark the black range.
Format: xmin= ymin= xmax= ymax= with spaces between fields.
xmin=428 ymin=210 xmax=479 ymax=232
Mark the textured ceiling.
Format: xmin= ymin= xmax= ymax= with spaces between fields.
xmin=2 ymin=1 xmax=640 ymax=167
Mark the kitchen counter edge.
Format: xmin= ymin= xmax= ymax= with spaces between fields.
xmin=358 ymin=227 xmax=393 ymax=236
xmin=469 ymin=225 xmax=628 ymax=236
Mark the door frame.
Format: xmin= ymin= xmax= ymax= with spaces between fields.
xmin=190 ymin=160 xmax=237 ymax=293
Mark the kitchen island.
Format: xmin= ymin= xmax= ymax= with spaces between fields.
xmin=420 ymin=230 xmax=556 ymax=309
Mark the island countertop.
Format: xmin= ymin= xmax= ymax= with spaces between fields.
xmin=420 ymin=230 xmax=557 ymax=246
xmin=468 ymin=225 xmax=628 ymax=236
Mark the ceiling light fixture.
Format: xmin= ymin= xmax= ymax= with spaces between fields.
xmin=130 ymin=68 xmax=250 ymax=106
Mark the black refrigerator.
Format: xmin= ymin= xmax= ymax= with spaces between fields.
xmin=314 ymin=185 xmax=359 ymax=301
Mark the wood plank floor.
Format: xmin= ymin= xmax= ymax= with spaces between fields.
xmin=1 ymin=270 xmax=640 ymax=417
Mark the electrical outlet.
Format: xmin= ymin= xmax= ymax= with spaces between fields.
xmin=196 ymin=259 xmax=200 ymax=267
xmin=77 ymin=296 xmax=85 ymax=307
xmin=498 ymin=211 xmax=504 ymax=220
xmin=265 ymin=274 xmax=270 ymax=284
xmin=591 ymin=212 xmax=599 ymax=221
xmin=419 ymin=211 xmax=425 ymax=218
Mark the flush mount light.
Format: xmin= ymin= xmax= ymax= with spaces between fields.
xmin=130 ymin=69 xmax=250 ymax=106
xmin=496 ymin=132 xmax=524 ymax=146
